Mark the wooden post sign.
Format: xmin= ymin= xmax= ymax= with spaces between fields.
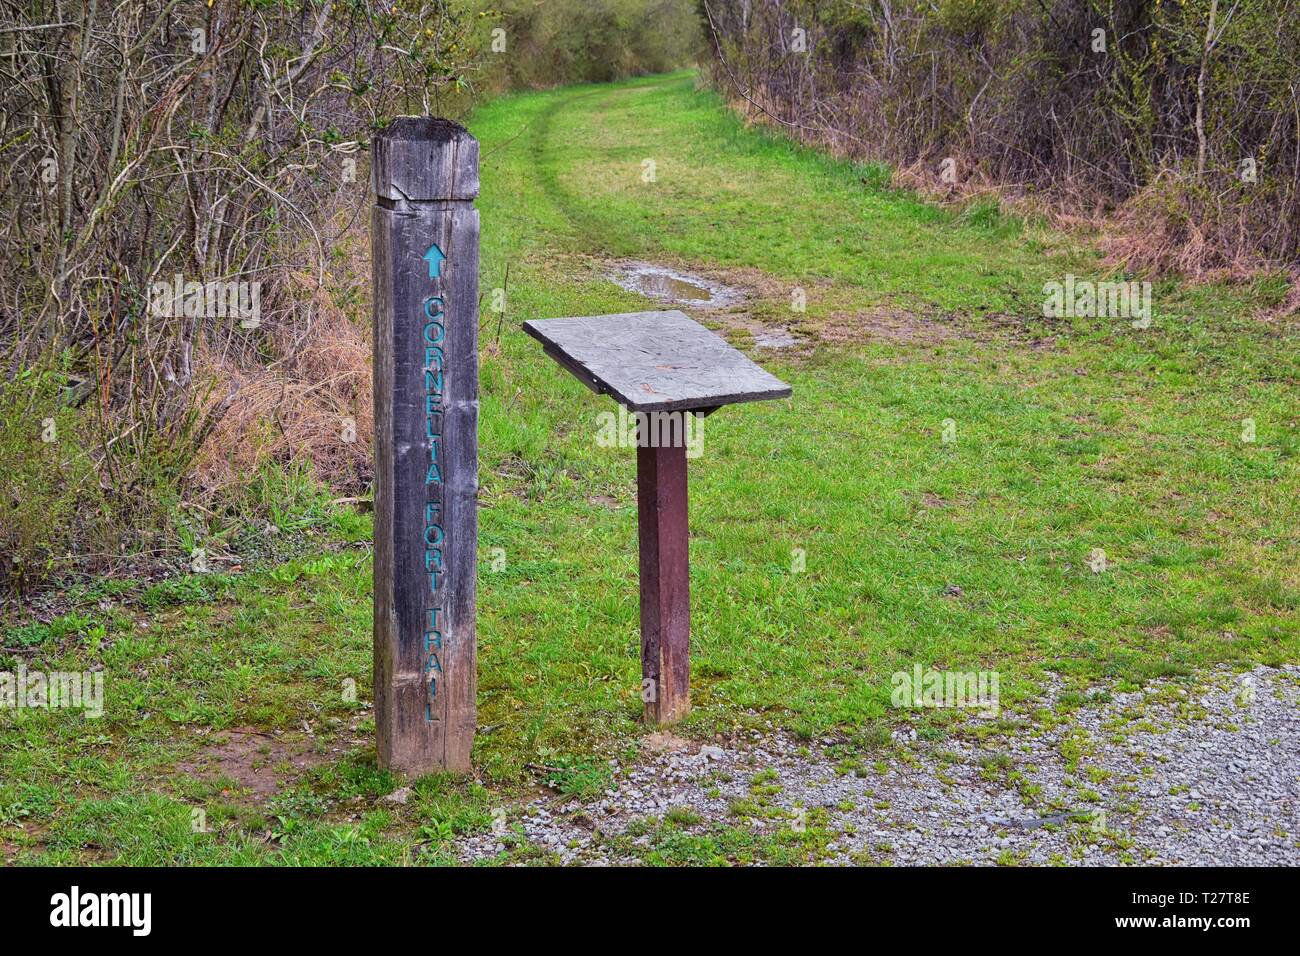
xmin=372 ymin=118 xmax=479 ymax=774
xmin=523 ymin=311 xmax=791 ymax=725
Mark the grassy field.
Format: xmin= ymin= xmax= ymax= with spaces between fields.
xmin=2 ymin=71 xmax=1297 ymax=865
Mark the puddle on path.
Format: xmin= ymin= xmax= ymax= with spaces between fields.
xmin=606 ymin=260 xmax=804 ymax=352
xmin=609 ymin=262 xmax=744 ymax=310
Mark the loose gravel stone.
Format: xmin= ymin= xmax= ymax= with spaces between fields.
xmin=457 ymin=665 xmax=1299 ymax=866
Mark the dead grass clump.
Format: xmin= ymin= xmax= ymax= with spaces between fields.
xmin=1102 ymin=171 xmax=1299 ymax=282
xmin=190 ymin=249 xmax=374 ymax=501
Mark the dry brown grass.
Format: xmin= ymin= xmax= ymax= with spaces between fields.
xmin=896 ymin=154 xmax=1300 ymax=285
xmin=890 ymin=154 xmax=1004 ymax=206
xmin=1101 ymin=171 xmax=1297 ymax=283
xmin=190 ymin=230 xmax=374 ymax=500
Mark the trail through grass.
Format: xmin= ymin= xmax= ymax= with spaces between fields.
xmin=3 ymin=71 xmax=1296 ymax=865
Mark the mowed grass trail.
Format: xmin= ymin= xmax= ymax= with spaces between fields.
xmin=3 ymin=71 xmax=1297 ymax=865
xmin=471 ymin=72 xmax=1298 ymax=739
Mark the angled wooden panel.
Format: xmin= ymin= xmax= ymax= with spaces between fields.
xmin=523 ymin=310 xmax=791 ymax=412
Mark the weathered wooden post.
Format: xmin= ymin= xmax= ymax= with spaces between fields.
xmin=372 ymin=118 xmax=479 ymax=774
xmin=523 ymin=310 xmax=790 ymax=725
xmin=636 ymin=435 xmax=691 ymax=724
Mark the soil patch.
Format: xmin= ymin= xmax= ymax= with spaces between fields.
xmin=177 ymin=727 xmax=325 ymax=803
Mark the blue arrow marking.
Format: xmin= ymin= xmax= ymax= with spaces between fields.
xmin=422 ymin=243 xmax=446 ymax=279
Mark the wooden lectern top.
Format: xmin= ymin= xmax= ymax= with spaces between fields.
xmin=522 ymin=310 xmax=791 ymax=413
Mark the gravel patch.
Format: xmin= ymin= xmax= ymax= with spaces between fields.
xmin=459 ymin=665 xmax=1299 ymax=866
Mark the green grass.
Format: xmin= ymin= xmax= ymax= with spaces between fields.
xmin=2 ymin=70 xmax=1296 ymax=865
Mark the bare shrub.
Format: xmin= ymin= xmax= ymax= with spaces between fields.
xmin=484 ymin=0 xmax=703 ymax=91
xmin=0 ymin=1 xmax=488 ymax=585
xmin=700 ymin=0 xmax=1300 ymax=276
